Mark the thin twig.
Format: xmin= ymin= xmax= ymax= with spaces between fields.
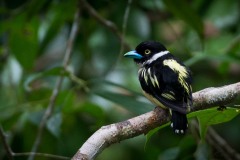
xmin=72 ymin=82 xmax=240 ymax=160
xmin=0 ymin=125 xmax=71 ymax=160
xmin=28 ymin=8 xmax=81 ymax=160
xmin=13 ymin=152 xmax=70 ymax=160
xmin=191 ymin=120 xmax=240 ymax=160
xmin=207 ymin=127 xmax=240 ymax=160
xmin=0 ymin=125 xmax=13 ymax=160
xmin=224 ymin=34 xmax=240 ymax=54
xmin=119 ymin=0 xmax=132 ymax=59
xmin=105 ymin=0 xmax=133 ymax=76
xmin=80 ymin=0 xmax=131 ymax=51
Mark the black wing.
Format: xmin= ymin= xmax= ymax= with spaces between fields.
xmin=139 ymin=62 xmax=192 ymax=114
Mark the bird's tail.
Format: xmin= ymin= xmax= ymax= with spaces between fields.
xmin=171 ymin=110 xmax=188 ymax=134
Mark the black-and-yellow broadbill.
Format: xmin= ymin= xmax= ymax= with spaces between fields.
xmin=124 ymin=41 xmax=192 ymax=134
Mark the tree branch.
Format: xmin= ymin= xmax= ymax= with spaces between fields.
xmin=13 ymin=152 xmax=70 ymax=160
xmin=105 ymin=0 xmax=132 ymax=76
xmin=119 ymin=0 xmax=132 ymax=57
xmin=0 ymin=125 xmax=70 ymax=160
xmin=0 ymin=125 xmax=13 ymax=160
xmin=72 ymin=82 xmax=240 ymax=160
xmin=80 ymin=0 xmax=131 ymax=51
xmin=28 ymin=8 xmax=81 ymax=160
xmin=207 ymin=127 xmax=240 ymax=160
xmin=190 ymin=119 xmax=240 ymax=160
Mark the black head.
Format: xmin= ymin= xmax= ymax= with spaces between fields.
xmin=124 ymin=41 xmax=167 ymax=64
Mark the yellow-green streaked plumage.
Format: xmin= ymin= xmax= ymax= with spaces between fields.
xmin=139 ymin=67 xmax=161 ymax=88
xmin=147 ymin=68 xmax=151 ymax=76
xmin=150 ymin=77 xmax=156 ymax=87
xmin=154 ymin=75 xmax=160 ymax=88
xmin=138 ymin=67 xmax=143 ymax=75
xmin=139 ymin=68 xmax=149 ymax=85
xmin=170 ymin=91 xmax=175 ymax=95
xmin=163 ymin=59 xmax=188 ymax=77
xmin=161 ymin=93 xmax=176 ymax=100
xmin=143 ymin=68 xmax=148 ymax=84
xmin=138 ymin=67 xmax=142 ymax=76
xmin=163 ymin=59 xmax=190 ymax=94
xmin=148 ymin=68 xmax=156 ymax=88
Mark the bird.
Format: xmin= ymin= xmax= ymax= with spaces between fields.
xmin=124 ymin=41 xmax=192 ymax=134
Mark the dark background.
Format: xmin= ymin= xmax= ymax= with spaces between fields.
xmin=0 ymin=0 xmax=240 ymax=159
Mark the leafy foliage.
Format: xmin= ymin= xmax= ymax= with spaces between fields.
xmin=191 ymin=107 xmax=240 ymax=138
xmin=145 ymin=107 xmax=240 ymax=147
xmin=0 ymin=0 xmax=240 ymax=159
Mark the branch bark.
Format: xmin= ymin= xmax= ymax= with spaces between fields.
xmin=72 ymin=82 xmax=240 ymax=160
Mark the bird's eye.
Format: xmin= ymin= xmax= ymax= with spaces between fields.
xmin=144 ymin=49 xmax=151 ymax=54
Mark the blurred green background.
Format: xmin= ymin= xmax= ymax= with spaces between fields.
xmin=0 ymin=0 xmax=240 ymax=159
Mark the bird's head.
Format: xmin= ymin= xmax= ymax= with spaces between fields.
xmin=124 ymin=41 xmax=168 ymax=65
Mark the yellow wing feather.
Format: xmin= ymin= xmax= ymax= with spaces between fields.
xmin=163 ymin=59 xmax=190 ymax=94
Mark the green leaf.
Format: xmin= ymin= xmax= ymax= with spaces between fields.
xmin=163 ymin=0 xmax=203 ymax=39
xmin=25 ymin=0 xmax=49 ymax=19
xmin=128 ymin=9 xmax=150 ymax=39
xmin=188 ymin=107 xmax=240 ymax=138
xmin=79 ymin=102 xmax=106 ymax=128
xmin=39 ymin=0 xmax=76 ymax=53
xmin=47 ymin=113 xmax=62 ymax=137
xmin=218 ymin=61 xmax=230 ymax=75
xmin=145 ymin=122 xmax=170 ymax=150
xmin=9 ymin=15 xmax=39 ymax=70
xmin=184 ymin=53 xmax=205 ymax=66
xmin=178 ymin=136 xmax=196 ymax=159
xmin=206 ymin=54 xmax=240 ymax=64
xmin=205 ymin=0 xmax=239 ymax=29
xmin=99 ymin=80 xmax=143 ymax=97
xmin=80 ymin=102 xmax=105 ymax=120
xmin=185 ymin=51 xmax=240 ymax=67
xmin=205 ymin=34 xmax=234 ymax=55
xmin=94 ymin=90 xmax=152 ymax=115
xmin=24 ymin=66 xmax=65 ymax=91
xmin=24 ymin=66 xmax=87 ymax=92
xmin=195 ymin=142 xmax=210 ymax=160
xmin=159 ymin=147 xmax=180 ymax=160
xmin=28 ymin=110 xmax=45 ymax=125
xmin=226 ymin=35 xmax=240 ymax=56
xmin=146 ymin=107 xmax=239 ymax=144
xmin=57 ymin=90 xmax=76 ymax=113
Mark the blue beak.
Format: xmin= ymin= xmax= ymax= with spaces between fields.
xmin=124 ymin=50 xmax=143 ymax=59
